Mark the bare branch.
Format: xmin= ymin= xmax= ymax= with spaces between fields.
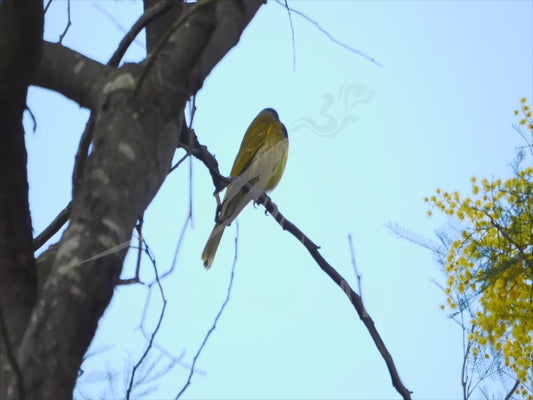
xmin=35 ymin=2 xmax=192 ymax=248
xmin=274 ymin=0 xmax=383 ymax=67
xmin=170 ymin=153 xmax=188 ymax=173
xmin=178 ymin=124 xmax=230 ymax=193
xmin=125 ymin=245 xmax=167 ymax=400
xmin=58 ymin=0 xmax=71 ymax=44
xmin=257 ymin=194 xmax=411 ymax=399
xmin=16 ymin=2 xmax=272 ymax=398
xmin=24 ymin=106 xmax=37 ymax=133
xmin=108 ymin=0 xmax=177 ymax=67
xmin=176 ymin=223 xmax=239 ymax=399
xmin=280 ymin=0 xmax=296 ymax=70
xmin=32 ymin=42 xmax=109 ymax=110
xmin=347 ymin=234 xmax=363 ymax=298
xmin=32 ymin=202 xmax=71 ymax=251
xmin=117 ymin=218 xmax=145 ymax=285
xmin=134 ymin=0 xmax=216 ymax=96
xmin=190 ymin=124 xmax=409 ymax=396
xmin=484 ymin=210 xmax=532 ymax=270
xmin=461 ymin=340 xmax=472 ymax=400
xmin=33 ymin=110 xmax=95 ymax=251
xmin=504 ymin=380 xmax=520 ymax=400
xmin=43 ymin=0 xmax=53 ymax=14
xmin=195 ymin=141 xmax=411 ymax=397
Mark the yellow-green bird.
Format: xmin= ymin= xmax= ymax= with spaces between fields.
xmin=201 ymin=108 xmax=289 ymax=269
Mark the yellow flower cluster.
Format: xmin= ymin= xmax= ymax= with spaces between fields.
xmin=515 ymin=97 xmax=533 ymax=131
xmin=425 ymin=106 xmax=533 ymax=389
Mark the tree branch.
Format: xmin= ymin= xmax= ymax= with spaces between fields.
xmin=33 ymin=203 xmax=71 ymax=252
xmin=32 ymin=42 xmax=109 ymax=110
xmin=14 ymin=1 xmax=266 ymax=398
xmin=258 ymin=193 xmax=412 ymax=399
xmin=195 ymin=138 xmax=412 ymax=398
xmin=504 ymin=379 xmax=520 ymax=400
xmin=109 ymin=0 xmax=177 ymax=67
xmin=176 ymin=223 xmax=239 ymax=399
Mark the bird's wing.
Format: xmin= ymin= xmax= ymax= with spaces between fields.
xmin=230 ymin=119 xmax=272 ymax=177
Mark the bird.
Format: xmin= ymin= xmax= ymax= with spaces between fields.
xmin=201 ymin=108 xmax=289 ymax=269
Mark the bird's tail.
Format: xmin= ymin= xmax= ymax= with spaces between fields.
xmin=201 ymin=223 xmax=225 ymax=269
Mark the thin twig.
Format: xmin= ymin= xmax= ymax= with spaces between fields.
xmin=150 ymin=104 xmax=198 ymax=280
xmin=485 ymin=210 xmax=531 ymax=269
xmin=33 ymin=202 xmax=71 ymax=251
xmin=175 ymin=222 xmax=239 ymax=399
xmin=347 ymin=234 xmax=363 ymax=298
xmin=187 ymin=99 xmax=196 ymax=229
xmin=504 ymin=380 xmax=520 ymax=400
xmin=107 ymin=0 xmax=176 ymax=67
xmin=274 ymin=0 xmax=383 ymax=67
xmin=133 ymin=219 xmax=144 ymax=282
xmin=169 ymin=153 xmax=189 ymax=173
xmin=504 ymin=379 xmax=520 ymax=400
xmin=138 ymin=285 xmax=202 ymax=374
xmin=282 ymin=0 xmax=296 ymax=71
xmin=44 ymin=0 xmax=54 ymax=14
xmin=25 ymin=106 xmax=37 ymax=133
xmin=35 ymin=1 xmax=177 ymax=247
xmin=117 ymin=218 xmax=145 ymax=285
xmin=58 ymin=0 xmax=71 ymax=44
xmin=125 ymin=242 xmax=167 ymax=399
xmin=188 ymin=156 xmax=194 ymax=229
xmin=179 ymin=126 xmax=230 ymax=193
xmin=134 ymin=0 xmax=216 ymax=96
xmin=78 ymin=240 xmax=131 ymax=265
xmin=72 ymin=104 xmax=98 ymax=194
xmin=159 ymin=210 xmax=192 ymax=281
xmin=150 ymin=126 xmax=196 ymax=279
xmin=188 ymin=96 xmax=197 ymax=128
xmin=512 ymin=124 xmax=533 ymax=159
xmin=133 ymin=237 xmax=183 ymax=377
xmin=461 ymin=340 xmax=472 ymax=400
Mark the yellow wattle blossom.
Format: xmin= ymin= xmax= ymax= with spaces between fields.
xmin=426 ymin=101 xmax=533 ymax=391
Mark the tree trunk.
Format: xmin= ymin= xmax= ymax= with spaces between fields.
xmin=0 ymin=0 xmax=43 ymax=397
xmin=0 ymin=1 xmax=265 ymax=398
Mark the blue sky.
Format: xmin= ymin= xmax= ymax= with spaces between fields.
xmin=26 ymin=1 xmax=533 ymax=399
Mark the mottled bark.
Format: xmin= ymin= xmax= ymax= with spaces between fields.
xmin=0 ymin=1 xmax=264 ymax=399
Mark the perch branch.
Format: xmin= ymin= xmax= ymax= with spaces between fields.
xmin=257 ymin=192 xmax=411 ymax=399
xmin=193 ymin=133 xmax=411 ymax=398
